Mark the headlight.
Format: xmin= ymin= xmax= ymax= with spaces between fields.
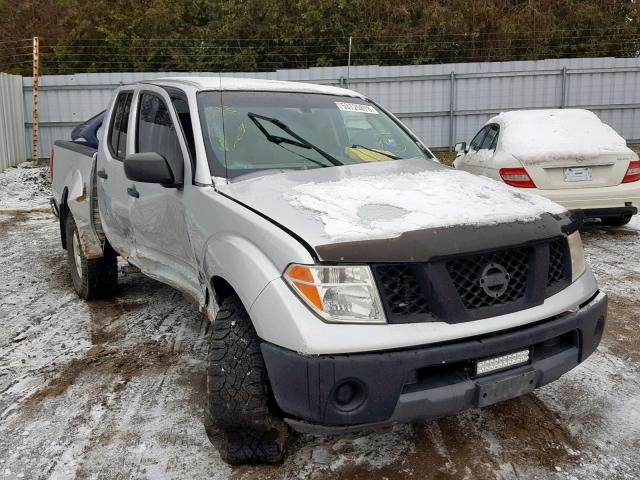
xmin=284 ymin=264 xmax=386 ymax=324
xmin=567 ymin=231 xmax=586 ymax=282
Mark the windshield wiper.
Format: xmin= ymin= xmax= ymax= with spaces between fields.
xmin=351 ymin=144 xmax=402 ymax=160
xmin=247 ymin=112 xmax=342 ymax=166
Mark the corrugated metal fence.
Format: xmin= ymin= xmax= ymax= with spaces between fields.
xmin=0 ymin=73 xmax=26 ymax=173
xmin=15 ymin=56 xmax=640 ymax=159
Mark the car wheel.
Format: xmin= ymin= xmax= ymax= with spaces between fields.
xmin=65 ymin=213 xmax=117 ymax=299
xmin=602 ymin=215 xmax=632 ymax=227
xmin=205 ymin=294 xmax=289 ymax=465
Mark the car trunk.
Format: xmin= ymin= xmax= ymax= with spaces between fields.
xmin=520 ymin=152 xmax=635 ymax=190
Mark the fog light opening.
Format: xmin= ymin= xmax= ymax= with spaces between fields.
xmin=331 ymin=379 xmax=366 ymax=412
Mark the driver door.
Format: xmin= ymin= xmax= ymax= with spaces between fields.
xmin=126 ymin=86 xmax=200 ymax=297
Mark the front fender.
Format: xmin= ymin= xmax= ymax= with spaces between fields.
xmin=202 ymin=233 xmax=283 ymax=336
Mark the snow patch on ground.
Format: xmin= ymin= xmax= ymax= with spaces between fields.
xmin=289 ymin=424 xmax=414 ymax=478
xmin=286 ymin=169 xmax=566 ymax=241
xmin=0 ymin=163 xmax=50 ymax=210
xmin=497 ymin=109 xmax=633 ymax=163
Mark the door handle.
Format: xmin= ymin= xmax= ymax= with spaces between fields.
xmin=127 ymin=186 xmax=139 ymax=198
xmin=97 ymin=168 xmax=108 ymax=179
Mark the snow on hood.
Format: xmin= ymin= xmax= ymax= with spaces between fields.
xmin=217 ymin=159 xmax=567 ymax=247
xmin=496 ymin=109 xmax=632 ymax=163
xmin=284 ymin=168 xmax=567 ymax=241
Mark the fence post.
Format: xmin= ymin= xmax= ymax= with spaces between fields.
xmin=449 ymin=71 xmax=455 ymax=151
xmin=346 ymin=36 xmax=352 ymax=85
xmin=560 ymin=66 xmax=567 ymax=108
xmin=31 ymin=36 xmax=39 ymax=164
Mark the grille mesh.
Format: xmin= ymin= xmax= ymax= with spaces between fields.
xmin=375 ymin=265 xmax=430 ymax=316
xmin=446 ymin=247 xmax=530 ymax=310
xmin=547 ymin=239 xmax=566 ymax=286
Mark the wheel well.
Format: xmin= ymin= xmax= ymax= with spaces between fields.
xmin=59 ymin=188 xmax=69 ymax=249
xmin=210 ymin=276 xmax=235 ymax=305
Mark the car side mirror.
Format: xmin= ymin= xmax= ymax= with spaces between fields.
xmin=454 ymin=142 xmax=467 ymax=153
xmin=124 ymin=152 xmax=179 ymax=187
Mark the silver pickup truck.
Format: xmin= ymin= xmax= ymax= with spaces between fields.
xmin=51 ymin=77 xmax=607 ymax=465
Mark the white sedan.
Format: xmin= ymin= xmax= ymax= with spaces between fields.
xmin=453 ymin=109 xmax=640 ymax=226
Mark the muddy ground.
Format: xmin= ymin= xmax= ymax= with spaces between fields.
xmin=0 ymin=164 xmax=638 ymax=480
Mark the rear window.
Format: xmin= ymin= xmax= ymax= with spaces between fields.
xmin=108 ymin=91 xmax=133 ymax=160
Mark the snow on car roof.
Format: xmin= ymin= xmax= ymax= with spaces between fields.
xmin=153 ymin=76 xmax=364 ymax=97
xmin=492 ymin=109 xmax=631 ymax=162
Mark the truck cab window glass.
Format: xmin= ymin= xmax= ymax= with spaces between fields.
xmin=108 ymin=92 xmax=132 ymax=159
xmin=171 ymin=96 xmax=196 ymax=162
xmin=136 ymin=92 xmax=184 ymax=182
xmin=197 ymin=91 xmax=430 ymax=180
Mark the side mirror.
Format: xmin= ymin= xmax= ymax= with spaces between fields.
xmin=454 ymin=142 xmax=467 ymax=153
xmin=124 ymin=152 xmax=178 ymax=186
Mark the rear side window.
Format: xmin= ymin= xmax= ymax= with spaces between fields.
xmin=480 ymin=125 xmax=499 ymax=150
xmin=108 ymin=91 xmax=133 ymax=160
xmin=469 ymin=127 xmax=488 ymax=151
xmin=136 ymin=92 xmax=184 ymax=182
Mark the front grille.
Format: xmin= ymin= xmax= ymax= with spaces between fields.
xmin=374 ymin=264 xmax=430 ymax=316
xmin=446 ymin=247 xmax=530 ymax=310
xmin=372 ymin=238 xmax=570 ymax=324
xmin=547 ymin=239 xmax=566 ymax=286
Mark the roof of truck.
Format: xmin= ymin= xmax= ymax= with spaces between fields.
xmin=148 ymin=76 xmax=364 ymax=98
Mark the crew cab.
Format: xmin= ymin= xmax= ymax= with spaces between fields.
xmin=453 ymin=109 xmax=640 ymax=226
xmin=50 ymin=78 xmax=607 ymax=464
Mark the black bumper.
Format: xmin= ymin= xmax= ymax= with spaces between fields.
xmin=578 ymin=206 xmax=637 ymax=220
xmin=261 ymin=292 xmax=607 ymax=434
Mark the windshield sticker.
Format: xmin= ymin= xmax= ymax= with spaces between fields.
xmin=335 ymin=102 xmax=378 ymax=114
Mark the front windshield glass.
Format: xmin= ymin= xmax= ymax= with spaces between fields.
xmin=197 ymin=91 xmax=431 ymax=180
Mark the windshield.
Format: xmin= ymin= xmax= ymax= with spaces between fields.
xmin=197 ymin=91 xmax=431 ymax=180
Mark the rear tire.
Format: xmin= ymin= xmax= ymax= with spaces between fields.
xmin=602 ymin=215 xmax=632 ymax=227
xmin=65 ymin=214 xmax=117 ymax=299
xmin=205 ymin=294 xmax=289 ymax=465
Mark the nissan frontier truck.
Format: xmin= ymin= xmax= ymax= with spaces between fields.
xmin=50 ymin=77 xmax=607 ymax=464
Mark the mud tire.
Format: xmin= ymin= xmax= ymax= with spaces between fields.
xmin=205 ymin=294 xmax=288 ymax=465
xmin=65 ymin=214 xmax=117 ymax=300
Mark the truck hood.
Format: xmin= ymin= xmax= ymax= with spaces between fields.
xmin=216 ymin=159 xmax=572 ymax=262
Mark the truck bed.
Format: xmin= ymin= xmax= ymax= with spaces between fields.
xmin=51 ymin=139 xmax=104 ymax=259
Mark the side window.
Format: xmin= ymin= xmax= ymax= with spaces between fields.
xmin=469 ymin=127 xmax=488 ymax=151
xmin=480 ymin=125 xmax=499 ymax=150
xmin=171 ymin=96 xmax=196 ymax=162
xmin=108 ymin=91 xmax=133 ymax=159
xmin=136 ymin=93 xmax=184 ymax=181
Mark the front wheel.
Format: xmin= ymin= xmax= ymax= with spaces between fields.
xmin=205 ymin=294 xmax=289 ymax=465
xmin=65 ymin=214 xmax=117 ymax=299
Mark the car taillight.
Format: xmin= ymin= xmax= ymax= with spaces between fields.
xmin=622 ymin=160 xmax=640 ymax=183
xmin=49 ymin=149 xmax=54 ymax=179
xmin=499 ymin=168 xmax=536 ymax=188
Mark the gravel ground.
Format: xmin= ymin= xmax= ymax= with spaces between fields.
xmin=0 ymin=163 xmax=638 ymax=480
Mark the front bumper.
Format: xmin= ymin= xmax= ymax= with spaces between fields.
xmin=262 ymin=291 xmax=607 ymax=434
